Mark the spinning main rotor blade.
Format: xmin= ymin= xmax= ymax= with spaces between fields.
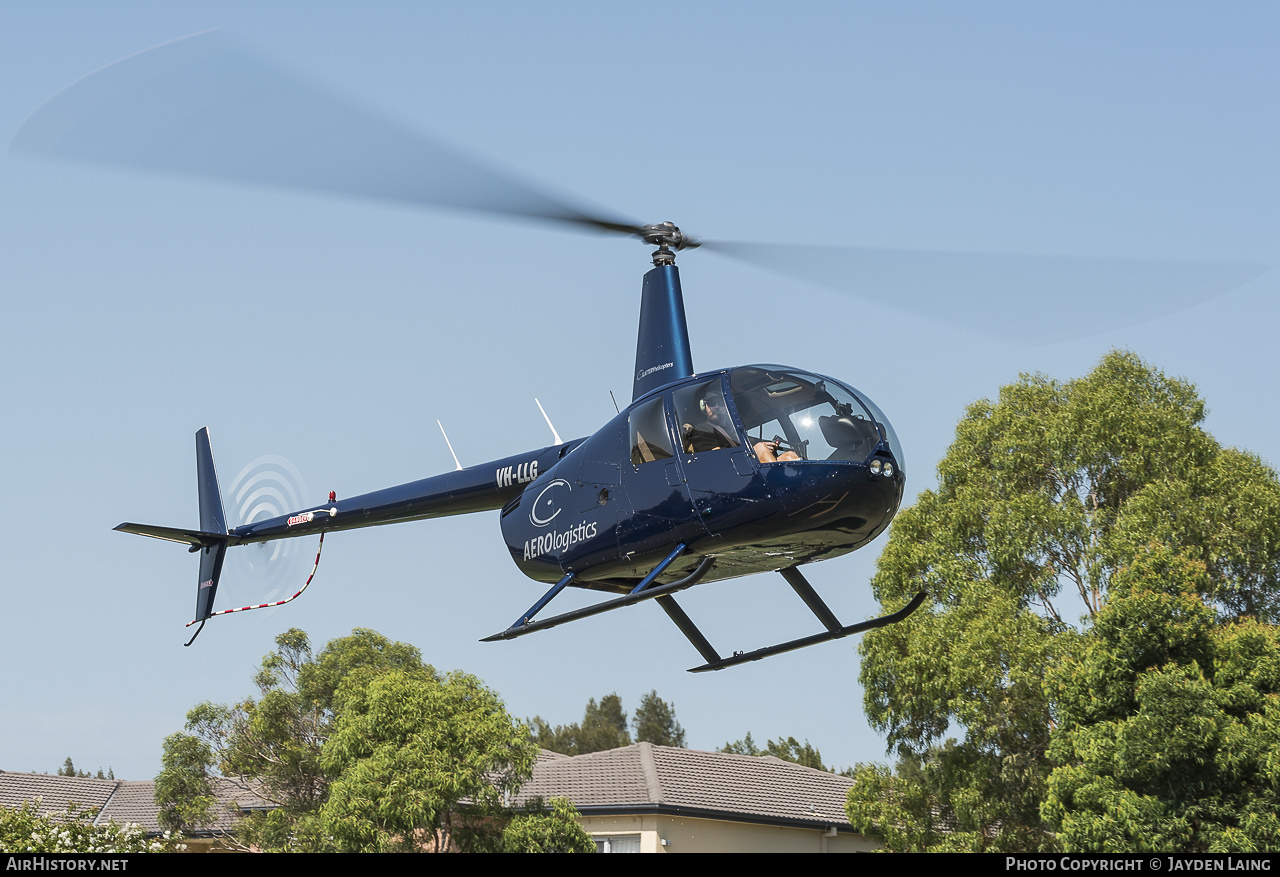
xmin=13 ymin=31 xmax=1265 ymax=343
xmin=10 ymin=30 xmax=643 ymax=237
xmin=703 ymin=242 xmax=1266 ymax=344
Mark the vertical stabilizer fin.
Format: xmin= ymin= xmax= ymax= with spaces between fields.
xmin=195 ymin=541 xmax=227 ymax=623
xmin=196 ymin=427 xmax=227 ymax=535
xmin=193 ymin=428 xmax=229 ymax=623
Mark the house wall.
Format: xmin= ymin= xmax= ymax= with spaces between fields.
xmin=581 ymin=813 xmax=878 ymax=853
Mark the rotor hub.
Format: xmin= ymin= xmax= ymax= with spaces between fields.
xmin=640 ymin=221 xmax=700 ymax=266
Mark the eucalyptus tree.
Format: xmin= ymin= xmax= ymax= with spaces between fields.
xmin=847 ymin=351 xmax=1280 ymax=851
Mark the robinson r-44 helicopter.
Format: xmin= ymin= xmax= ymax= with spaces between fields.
xmin=13 ymin=32 xmax=1256 ymax=671
xmin=171 ymin=224 xmax=918 ymax=673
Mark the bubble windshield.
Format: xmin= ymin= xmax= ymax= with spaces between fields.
xmin=727 ymin=366 xmax=905 ymax=469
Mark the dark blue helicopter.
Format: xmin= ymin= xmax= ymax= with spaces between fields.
xmin=14 ymin=31 xmax=1253 ymax=670
xmin=113 ymin=225 xmax=919 ymax=671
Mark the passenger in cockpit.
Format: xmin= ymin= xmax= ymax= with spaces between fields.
xmin=752 ymin=438 xmax=801 ymax=464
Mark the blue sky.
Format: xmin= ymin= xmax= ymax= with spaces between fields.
xmin=2 ymin=2 xmax=1276 ymax=781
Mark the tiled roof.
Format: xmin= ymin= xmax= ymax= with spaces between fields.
xmin=0 ymin=772 xmax=115 ymax=817
xmin=5 ymin=747 xmax=858 ymax=837
xmin=0 ymin=771 xmax=265 ymax=836
xmin=515 ymin=743 xmax=858 ymax=829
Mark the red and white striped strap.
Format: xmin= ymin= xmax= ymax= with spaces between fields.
xmin=185 ymin=532 xmax=326 ymax=627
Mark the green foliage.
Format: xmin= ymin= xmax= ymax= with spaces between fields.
xmin=719 ymin=732 xmax=831 ymax=772
xmin=155 ymin=627 xmax=435 ymax=851
xmin=719 ymin=730 xmax=760 ymax=756
xmin=158 ymin=627 xmax=580 ymax=853
xmin=579 ymin=693 xmax=631 ymax=752
xmin=320 ymin=669 xmax=536 ymax=852
xmin=766 ymin=737 xmax=826 ymax=771
xmin=530 ymin=689 xmax=688 ymax=756
xmin=530 ymin=692 xmax=632 ymax=755
xmin=527 ymin=716 xmax=571 ymax=754
xmin=294 ymin=626 xmax=430 ymax=711
xmin=632 ymin=690 xmax=686 ymax=747
xmin=155 ymin=733 xmax=218 ymax=835
xmin=1042 ymin=546 xmax=1280 ymax=852
xmin=0 ymin=801 xmax=183 ymax=853
xmin=56 ymin=757 xmax=109 ymax=779
xmin=851 ymin=351 xmax=1280 ymax=851
xmin=57 ymin=758 xmax=86 ymax=778
xmin=498 ymin=798 xmax=596 ymax=853
xmin=848 ymin=739 xmax=1045 ymax=852
xmin=847 ymin=749 xmax=949 ymax=851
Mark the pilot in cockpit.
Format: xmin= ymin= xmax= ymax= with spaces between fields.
xmin=683 ymin=386 xmax=741 ymax=453
xmin=683 ymin=385 xmax=800 ymax=464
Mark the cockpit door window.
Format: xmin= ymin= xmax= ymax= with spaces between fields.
xmin=628 ymin=396 xmax=675 ymax=466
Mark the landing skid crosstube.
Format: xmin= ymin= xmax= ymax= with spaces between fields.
xmin=481 ymin=547 xmax=926 ymax=672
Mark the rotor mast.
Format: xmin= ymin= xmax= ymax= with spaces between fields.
xmin=631 ymin=222 xmax=699 ymax=401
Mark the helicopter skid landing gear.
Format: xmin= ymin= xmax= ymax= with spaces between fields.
xmin=481 ymin=545 xmax=716 ymax=642
xmin=482 ymin=550 xmax=924 ymax=673
xmin=684 ymin=569 xmax=926 ymax=672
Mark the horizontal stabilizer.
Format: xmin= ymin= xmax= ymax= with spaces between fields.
xmin=114 ymin=522 xmax=228 ymax=549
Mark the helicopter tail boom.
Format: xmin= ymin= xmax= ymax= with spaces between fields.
xmin=116 ymin=427 xmax=588 ymax=639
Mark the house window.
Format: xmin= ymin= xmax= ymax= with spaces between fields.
xmin=594 ymin=834 xmax=642 ymax=853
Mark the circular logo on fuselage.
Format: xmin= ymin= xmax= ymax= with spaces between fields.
xmin=529 ymin=478 xmax=572 ymax=527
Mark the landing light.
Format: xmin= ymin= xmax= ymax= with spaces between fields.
xmin=869 ymin=458 xmax=894 ymax=477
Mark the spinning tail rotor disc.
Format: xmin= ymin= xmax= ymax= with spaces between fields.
xmin=220 ymin=454 xmax=310 ymax=609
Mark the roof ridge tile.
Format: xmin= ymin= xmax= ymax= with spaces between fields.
xmin=637 ymin=742 xmax=662 ymax=805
